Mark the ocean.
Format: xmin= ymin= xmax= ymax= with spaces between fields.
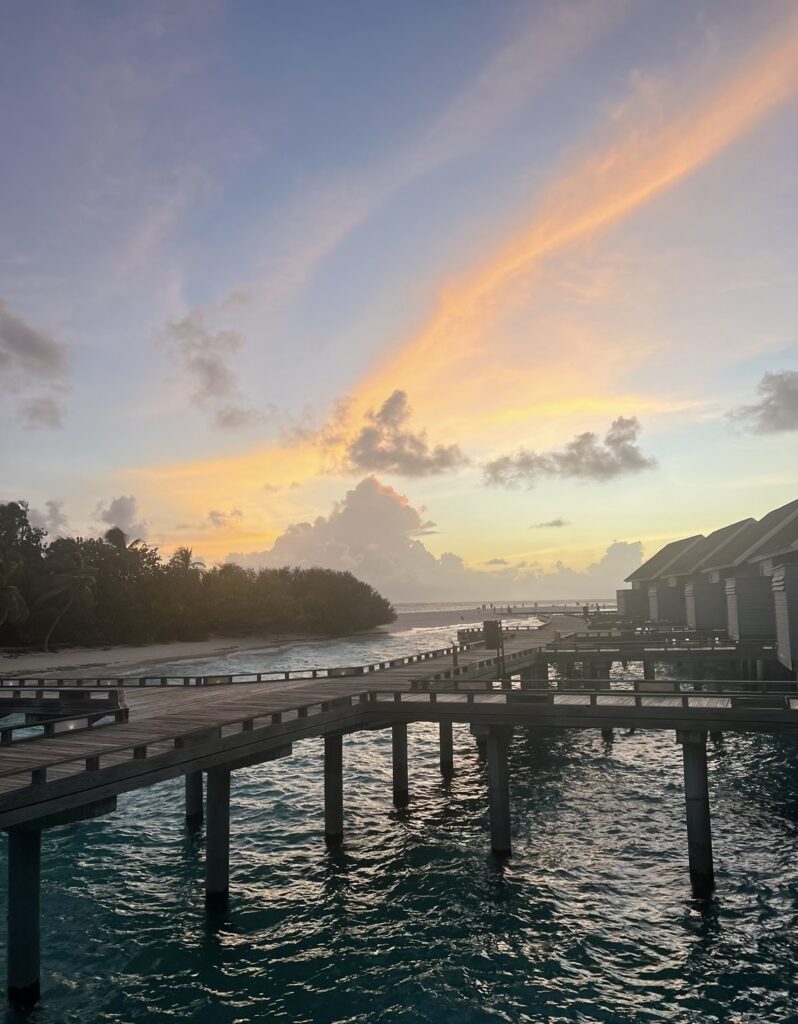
xmin=1 ymin=623 xmax=796 ymax=1023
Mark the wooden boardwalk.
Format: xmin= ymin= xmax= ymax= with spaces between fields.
xmin=2 ymin=614 xmax=797 ymax=1006
xmin=0 ymin=624 xmax=576 ymax=823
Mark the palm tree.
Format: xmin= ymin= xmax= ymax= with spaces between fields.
xmin=36 ymin=544 xmax=97 ymax=652
xmin=168 ymin=546 xmax=205 ymax=573
xmin=104 ymin=526 xmax=142 ymax=554
xmin=0 ymin=544 xmax=29 ymax=627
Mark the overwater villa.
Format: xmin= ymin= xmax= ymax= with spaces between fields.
xmin=617 ymin=500 xmax=798 ymax=674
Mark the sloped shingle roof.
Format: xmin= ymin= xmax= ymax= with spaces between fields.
xmin=625 ymin=535 xmax=704 ymax=583
xmin=740 ymin=503 xmax=798 ymax=563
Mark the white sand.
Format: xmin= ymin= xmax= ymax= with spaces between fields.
xmin=0 ymin=634 xmax=309 ymax=677
xmin=0 ymin=609 xmax=574 ymax=677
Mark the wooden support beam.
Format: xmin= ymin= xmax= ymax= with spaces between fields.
xmin=470 ymin=722 xmax=488 ymax=754
xmin=487 ymin=726 xmax=512 ymax=856
xmin=185 ymin=771 xmax=203 ymax=827
xmin=324 ymin=734 xmax=344 ymax=844
xmin=439 ymin=721 xmax=454 ymax=777
xmin=7 ymin=827 xmax=41 ymax=1007
xmin=676 ymin=730 xmax=714 ymax=896
xmin=392 ymin=723 xmax=409 ymax=807
xmin=205 ymin=768 xmax=230 ymax=910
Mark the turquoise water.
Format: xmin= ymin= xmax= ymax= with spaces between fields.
xmin=2 ymin=629 xmax=797 ymax=1023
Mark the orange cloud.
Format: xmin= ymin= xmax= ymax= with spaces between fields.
xmin=353 ymin=28 xmax=798 ymax=422
xmin=129 ymin=23 xmax=798 ymax=550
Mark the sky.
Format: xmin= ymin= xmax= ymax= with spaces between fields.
xmin=2 ymin=0 xmax=797 ymax=601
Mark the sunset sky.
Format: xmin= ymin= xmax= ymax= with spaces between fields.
xmin=2 ymin=0 xmax=797 ymax=600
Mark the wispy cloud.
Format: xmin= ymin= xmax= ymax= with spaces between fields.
xmin=484 ymin=416 xmax=656 ymax=487
xmin=1 ymin=301 xmax=69 ymax=426
xmin=0 ymin=301 xmax=67 ymax=380
xmin=207 ymin=507 xmax=243 ymax=529
xmin=165 ymin=311 xmax=277 ymax=430
xmin=19 ymin=396 xmax=64 ymax=429
xmin=728 ymin=369 xmax=798 ymax=433
xmin=532 ymin=518 xmax=570 ymax=529
xmin=355 ymin=26 xmax=798 ymax=413
xmin=227 ymin=0 xmax=627 ymax=311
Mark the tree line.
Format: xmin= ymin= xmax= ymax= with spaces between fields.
xmin=0 ymin=501 xmax=395 ymax=650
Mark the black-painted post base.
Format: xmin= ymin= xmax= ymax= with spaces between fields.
xmin=677 ymin=730 xmax=715 ymax=896
xmin=324 ymin=733 xmax=344 ymax=844
xmin=7 ymin=827 xmax=41 ymax=1007
xmin=392 ymin=723 xmax=409 ymax=807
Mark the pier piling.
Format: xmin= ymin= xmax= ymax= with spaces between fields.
xmin=487 ymin=726 xmax=512 ymax=856
xmin=7 ymin=827 xmax=41 ymax=1007
xmin=439 ymin=721 xmax=454 ymax=776
xmin=205 ymin=768 xmax=230 ymax=910
xmin=677 ymin=730 xmax=714 ymax=895
xmin=185 ymin=771 xmax=203 ymax=826
xmin=324 ymin=734 xmax=344 ymax=843
xmin=392 ymin=723 xmax=409 ymax=807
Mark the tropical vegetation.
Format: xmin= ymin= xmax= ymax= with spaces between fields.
xmin=0 ymin=501 xmax=395 ymax=650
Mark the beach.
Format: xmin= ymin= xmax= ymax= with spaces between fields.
xmin=0 ymin=606 xmax=549 ymax=677
xmin=0 ymin=633 xmax=318 ymax=677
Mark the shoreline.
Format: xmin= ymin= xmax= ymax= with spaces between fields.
xmin=0 ymin=607 xmax=551 ymax=677
xmin=0 ymin=633 xmax=321 ymax=676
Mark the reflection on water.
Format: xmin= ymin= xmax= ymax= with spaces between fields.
xmin=1 ymin=631 xmax=796 ymax=1023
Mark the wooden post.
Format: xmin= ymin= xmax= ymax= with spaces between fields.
xmin=594 ymin=661 xmax=612 ymax=689
xmin=677 ymin=730 xmax=714 ymax=896
xmin=205 ymin=768 xmax=230 ymax=910
xmin=324 ymin=733 xmax=344 ymax=844
xmin=487 ymin=726 xmax=512 ymax=856
xmin=643 ymin=660 xmax=655 ymax=681
xmin=601 ymin=728 xmax=613 ymax=743
xmin=392 ymin=723 xmax=409 ymax=807
xmin=439 ymin=721 xmax=454 ymax=776
xmin=7 ymin=827 xmax=41 ymax=1007
xmin=470 ymin=723 xmax=488 ymax=755
xmin=185 ymin=771 xmax=203 ymax=826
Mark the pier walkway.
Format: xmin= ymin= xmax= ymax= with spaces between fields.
xmin=2 ymin=614 xmax=796 ymax=1006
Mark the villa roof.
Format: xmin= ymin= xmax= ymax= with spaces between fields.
xmin=625 ymin=534 xmax=704 ymax=583
xmin=738 ymin=500 xmax=798 ymax=564
xmin=678 ymin=518 xmax=757 ymax=575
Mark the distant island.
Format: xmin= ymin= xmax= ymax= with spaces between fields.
xmin=0 ymin=501 xmax=395 ymax=652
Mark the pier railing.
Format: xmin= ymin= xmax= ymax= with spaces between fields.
xmin=0 ymin=639 xmax=489 ymax=690
xmin=1 ymin=673 xmax=795 ymax=794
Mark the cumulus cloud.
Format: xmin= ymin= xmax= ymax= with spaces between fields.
xmin=532 ymin=518 xmax=570 ymax=528
xmin=728 ymin=370 xmax=798 ymax=433
xmin=484 ymin=417 xmax=656 ymax=487
xmin=166 ymin=311 xmax=264 ymax=429
xmin=343 ymin=391 xmax=467 ymax=476
xmin=207 ymin=508 xmax=243 ymax=529
xmin=95 ymin=494 xmax=147 ymax=539
xmin=19 ymin=396 xmax=64 ymax=429
xmin=29 ymin=500 xmax=69 ymax=536
xmin=486 ymin=558 xmax=509 ymax=566
xmin=227 ymin=476 xmax=642 ymax=601
xmin=0 ymin=301 xmax=67 ymax=381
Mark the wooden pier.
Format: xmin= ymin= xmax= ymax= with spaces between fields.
xmin=1 ymin=614 xmax=796 ymax=1006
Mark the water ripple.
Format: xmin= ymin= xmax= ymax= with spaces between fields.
xmin=1 ymin=638 xmax=797 ymax=1023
